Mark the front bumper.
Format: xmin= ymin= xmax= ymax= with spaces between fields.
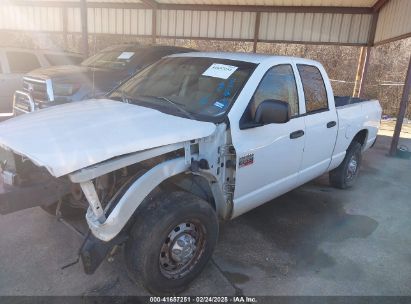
xmin=0 ymin=175 xmax=71 ymax=215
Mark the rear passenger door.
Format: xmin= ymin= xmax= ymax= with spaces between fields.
xmin=296 ymin=63 xmax=338 ymax=183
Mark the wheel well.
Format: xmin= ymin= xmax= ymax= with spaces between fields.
xmin=164 ymin=174 xmax=217 ymax=211
xmin=124 ymin=173 xmax=218 ymax=236
xmin=352 ymin=129 xmax=368 ymax=147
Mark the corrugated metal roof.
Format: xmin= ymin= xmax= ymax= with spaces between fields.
xmin=374 ymin=0 xmax=411 ymax=43
xmin=1 ymin=0 xmax=411 ymax=46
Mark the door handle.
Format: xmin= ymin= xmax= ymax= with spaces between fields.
xmin=290 ymin=130 xmax=304 ymax=139
xmin=327 ymin=121 xmax=337 ymax=128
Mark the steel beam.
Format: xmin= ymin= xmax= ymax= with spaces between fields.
xmin=253 ymin=12 xmax=261 ymax=53
xmin=80 ymin=0 xmax=89 ymax=58
xmin=140 ymin=0 xmax=158 ymax=9
xmin=152 ymin=8 xmax=157 ymax=44
xmin=389 ymin=54 xmax=411 ymax=156
xmin=5 ymin=1 xmax=373 ymax=14
xmin=354 ymin=46 xmax=371 ymax=98
xmin=156 ymin=4 xmax=372 ymax=14
xmin=373 ymin=0 xmax=391 ymax=12
xmin=368 ymin=12 xmax=379 ymax=46
xmin=62 ymin=7 xmax=68 ymax=50
xmin=359 ymin=47 xmax=371 ymax=98
xmin=374 ymin=32 xmax=411 ymax=46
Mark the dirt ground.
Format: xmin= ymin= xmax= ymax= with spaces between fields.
xmin=0 ymin=135 xmax=410 ymax=296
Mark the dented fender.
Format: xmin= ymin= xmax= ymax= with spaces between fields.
xmin=86 ymin=156 xmax=193 ymax=242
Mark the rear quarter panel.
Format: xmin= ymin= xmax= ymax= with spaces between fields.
xmin=329 ymin=100 xmax=381 ymax=171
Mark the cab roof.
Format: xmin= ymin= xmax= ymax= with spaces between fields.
xmin=168 ymin=51 xmax=320 ymax=66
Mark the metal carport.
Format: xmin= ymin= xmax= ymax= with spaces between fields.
xmin=1 ymin=0 xmax=410 ymax=155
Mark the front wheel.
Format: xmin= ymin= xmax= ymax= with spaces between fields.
xmin=329 ymin=141 xmax=362 ymax=189
xmin=125 ymin=191 xmax=219 ymax=295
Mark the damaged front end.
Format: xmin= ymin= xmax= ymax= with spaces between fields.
xmin=72 ymin=142 xmax=193 ymax=274
xmin=0 ymin=147 xmax=71 ymax=215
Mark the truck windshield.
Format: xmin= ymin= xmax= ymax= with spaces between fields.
xmin=81 ymin=50 xmax=138 ymax=70
xmin=110 ymin=57 xmax=256 ymax=121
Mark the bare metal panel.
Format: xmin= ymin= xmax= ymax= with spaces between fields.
xmin=67 ymin=7 xmax=81 ymax=32
xmin=374 ymin=0 xmax=411 ymax=43
xmin=0 ymin=5 xmax=63 ymax=32
xmin=259 ymin=11 xmax=371 ymax=44
xmin=157 ymin=9 xmax=256 ymax=39
xmin=86 ymin=7 xmax=152 ymax=35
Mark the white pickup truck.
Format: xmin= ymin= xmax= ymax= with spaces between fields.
xmin=0 ymin=52 xmax=381 ymax=295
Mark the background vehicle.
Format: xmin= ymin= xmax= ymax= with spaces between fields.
xmin=13 ymin=44 xmax=195 ymax=114
xmin=0 ymin=47 xmax=82 ymax=119
xmin=0 ymin=52 xmax=381 ymax=295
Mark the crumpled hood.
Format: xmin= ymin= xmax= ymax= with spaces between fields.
xmin=0 ymin=99 xmax=216 ymax=177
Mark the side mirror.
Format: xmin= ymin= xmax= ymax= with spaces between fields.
xmin=255 ymin=99 xmax=290 ymax=125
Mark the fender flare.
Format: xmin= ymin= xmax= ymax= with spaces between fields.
xmin=86 ymin=156 xmax=191 ymax=242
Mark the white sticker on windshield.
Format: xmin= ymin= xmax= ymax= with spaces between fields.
xmin=117 ymin=52 xmax=135 ymax=60
xmin=202 ymin=63 xmax=238 ymax=79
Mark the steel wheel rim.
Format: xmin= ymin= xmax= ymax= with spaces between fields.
xmin=346 ymin=154 xmax=358 ymax=180
xmin=159 ymin=221 xmax=206 ymax=279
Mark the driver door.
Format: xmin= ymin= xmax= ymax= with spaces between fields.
xmin=231 ymin=64 xmax=305 ymax=217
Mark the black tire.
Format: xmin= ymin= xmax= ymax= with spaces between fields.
xmin=124 ymin=191 xmax=219 ymax=295
xmin=329 ymin=141 xmax=362 ymax=189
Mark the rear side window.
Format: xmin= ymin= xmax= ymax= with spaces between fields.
xmin=6 ymin=51 xmax=41 ymax=73
xmin=44 ymin=54 xmax=82 ymax=66
xmin=297 ymin=64 xmax=328 ymax=113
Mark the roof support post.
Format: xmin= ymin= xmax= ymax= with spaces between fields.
xmin=80 ymin=0 xmax=89 ymax=58
xmin=389 ymin=54 xmax=411 ymax=156
xmin=353 ymin=46 xmax=371 ymax=97
xmin=139 ymin=0 xmax=158 ymax=44
xmin=253 ymin=12 xmax=261 ymax=53
xmin=62 ymin=7 xmax=68 ymax=50
xmin=152 ymin=8 xmax=157 ymax=44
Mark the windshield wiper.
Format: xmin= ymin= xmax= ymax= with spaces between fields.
xmin=152 ymin=96 xmax=195 ymax=120
xmin=121 ymin=90 xmax=130 ymax=103
xmin=110 ymin=92 xmax=138 ymax=104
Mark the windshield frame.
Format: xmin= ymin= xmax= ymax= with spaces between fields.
xmin=109 ymin=56 xmax=258 ymax=124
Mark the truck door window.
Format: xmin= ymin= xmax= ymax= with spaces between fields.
xmin=297 ymin=64 xmax=328 ymax=113
xmin=6 ymin=51 xmax=41 ymax=73
xmin=243 ymin=64 xmax=299 ymax=123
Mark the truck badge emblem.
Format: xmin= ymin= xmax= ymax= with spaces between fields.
xmin=239 ymin=154 xmax=254 ymax=168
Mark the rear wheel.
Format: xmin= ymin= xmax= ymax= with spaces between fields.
xmin=329 ymin=141 xmax=362 ymax=189
xmin=125 ymin=191 xmax=218 ymax=295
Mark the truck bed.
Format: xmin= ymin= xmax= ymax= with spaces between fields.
xmin=335 ymin=96 xmax=369 ymax=107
